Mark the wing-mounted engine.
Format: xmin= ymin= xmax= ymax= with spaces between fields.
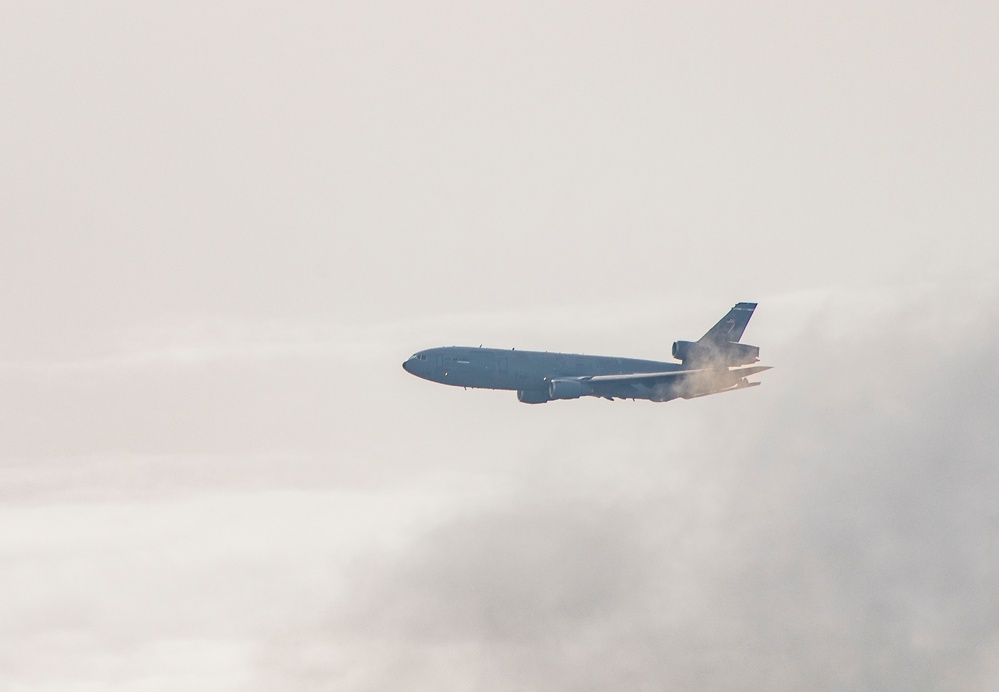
xmin=517 ymin=389 xmax=551 ymax=404
xmin=671 ymin=340 xmax=760 ymax=367
xmin=547 ymin=379 xmax=594 ymax=401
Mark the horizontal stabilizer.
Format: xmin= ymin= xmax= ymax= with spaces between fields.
xmin=684 ymin=380 xmax=761 ymax=399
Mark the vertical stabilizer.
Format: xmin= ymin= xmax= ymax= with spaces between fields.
xmin=698 ymin=302 xmax=757 ymax=344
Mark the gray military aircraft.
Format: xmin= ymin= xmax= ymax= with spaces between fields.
xmin=403 ymin=302 xmax=771 ymax=404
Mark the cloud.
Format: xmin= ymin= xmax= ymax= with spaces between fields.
xmin=2 ymin=286 xmax=997 ymax=691
xmin=242 ymin=286 xmax=999 ymax=692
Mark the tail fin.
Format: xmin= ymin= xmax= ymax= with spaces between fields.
xmin=698 ymin=302 xmax=757 ymax=344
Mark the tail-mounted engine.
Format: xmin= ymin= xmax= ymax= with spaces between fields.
xmin=672 ymin=340 xmax=760 ymax=367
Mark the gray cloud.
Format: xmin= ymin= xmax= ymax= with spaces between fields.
xmin=242 ymin=290 xmax=999 ymax=692
xmin=2 ymin=288 xmax=996 ymax=691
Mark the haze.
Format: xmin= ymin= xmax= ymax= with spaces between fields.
xmin=2 ymin=3 xmax=997 ymax=690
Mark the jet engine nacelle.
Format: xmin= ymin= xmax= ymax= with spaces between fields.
xmin=672 ymin=340 xmax=760 ymax=366
xmin=547 ymin=379 xmax=593 ymax=401
xmin=517 ymin=389 xmax=551 ymax=404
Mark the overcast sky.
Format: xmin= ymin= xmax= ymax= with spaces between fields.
xmin=2 ymin=2 xmax=998 ymax=691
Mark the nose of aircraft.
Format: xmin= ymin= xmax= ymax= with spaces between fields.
xmin=402 ymin=359 xmax=411 ymax=373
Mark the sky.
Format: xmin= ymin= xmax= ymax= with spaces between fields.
xmin=1 ymin=2 xmax=998 ymax=690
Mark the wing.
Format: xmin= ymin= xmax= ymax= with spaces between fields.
xmin=560 ymin=365 xmax=771 ymax=401
xmin=582 ymin=364 xmax=771 ymax=386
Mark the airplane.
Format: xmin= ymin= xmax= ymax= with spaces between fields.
xmin=402 ymin=302 xmax=771 ymax=404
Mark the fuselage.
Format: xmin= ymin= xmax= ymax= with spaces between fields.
xmin=402 ymin=346 xmax=681 ymax=393
xmin=403 ymin=302 xmax=768 ymax=404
